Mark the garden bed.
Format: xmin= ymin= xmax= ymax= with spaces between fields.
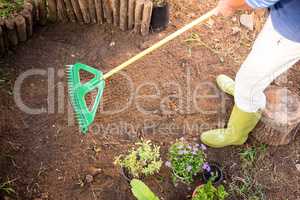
xmin=0 ymin=0 xmax=160 ymax=56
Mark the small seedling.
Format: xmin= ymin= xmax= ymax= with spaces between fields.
xmin=240 ymin=144 xmax=268 ymax=167
xmin=240 ymin=147 xmax=257 ymax=164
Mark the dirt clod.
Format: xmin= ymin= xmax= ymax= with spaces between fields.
xmin=85 ymin=174 xmax=94 ymax=183
xmin=87 ymin=166 xmax=102 ymax=176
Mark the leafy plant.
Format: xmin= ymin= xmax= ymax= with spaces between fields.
xmin=114 ymin=139 xmax=162 ymax=178
xmin=130 ymin=179 xmax=160 ymax=200
xmin=0 ymin=0 xmax=24 ymax=18
xmin=166 ymin=140 xmax=207 ymax=184
xmin=192 ymin=181 xmax=229 ymax=200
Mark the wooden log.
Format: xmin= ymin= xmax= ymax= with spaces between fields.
xmin=29 ymin=0 xmax=39 ymax=24
xmin=15 ymin=15 xmax=27 ymax=42
xmin=0 ymin=20 xmax=8 ymax=51
xmin=111 ymin=0 xmax=120 ymax=26
xmin=134 ymin=0 xmax=144 ymax=33
xmin=20 ymin=9 xmax=33 ymax=37
xmin=24 ymin=1 xmax=34 ymax=13
xmin=78 ymin=0 xmax=91 ymax=23
xmin=47 ymin=0 xmax=57 ymax=22
xmin=23 ymin=1 xmax=36 ymax=28
xmin=0 ymin=26 xmax=5 ymax=55
xmin=102 ymin=0 xmax=113 ymax=24
xmin=253 ymin=86 xmax=300 ymax=146
xmin=57 ymin=0 xmax=69 ymax=22
xmin=127 ymin=0 xmax=135 ymax=29
xmin=140 ymin=0 xmax=152 ymax=36
xmin=88 ymin=0 xmax=97 ymax=23
xmin=94 ymin=0 xmax=104 ymax=24
xmin=37 ymin=0 xmax=47 ymax=25
xmin=64 ymin=0 xmax=77 ymax=22
xmin=4 ymin=18 xmax=18 ymax=47
xmin=119 ymin=0 xmax=128 ymax=30
xmin=70 ymin=0 xmax=84 ymax=23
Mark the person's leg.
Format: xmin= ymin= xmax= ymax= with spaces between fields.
xmin=201 ymin=16 xmax=300 ymax=148
xmin=235 ymin=17 xmax=300 ymax=112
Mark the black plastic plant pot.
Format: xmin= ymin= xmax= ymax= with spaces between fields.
xmin=202 ymin=162 xmax=224 ymax=185
xmin=121 ymin=167 xmax=133 ymax=183
xmin=150 ymin=3 xmax=170 ymax=32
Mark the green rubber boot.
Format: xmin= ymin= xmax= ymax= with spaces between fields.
xmin=200 ymin=105 xmax=261 ymax=148
xmin=216 ymin=74 xmax=235 ymax=96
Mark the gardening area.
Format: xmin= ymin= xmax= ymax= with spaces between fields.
xmin=0 ymin=0 xmax=300 ymax=200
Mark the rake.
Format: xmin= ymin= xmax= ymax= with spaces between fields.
xmin=67 ymin=8 xmax=217 ymax=133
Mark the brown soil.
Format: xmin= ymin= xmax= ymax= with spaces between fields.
xmin=0 ymin=0 xmax=299 ymax=200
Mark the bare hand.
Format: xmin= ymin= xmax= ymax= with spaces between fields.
xmin=215 ymin=0 xmax=236 ymax=17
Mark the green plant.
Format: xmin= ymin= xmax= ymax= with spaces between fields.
xmin=0 ymin=0 xmax=24 ymax=18
xmin=114 ymin=139 xmax=162 ymax=178
xmin=130 ymin=179 xmax=160 ymax=200
xmin=240 ymin=147 xmax=257 ymax=164
xmin=167 ymin=140 xmax=206 ymax=184
xmin=240 ymin=144 xmax=268 ymax=167
xmin=192 ymin=181 xmax=229 ymax=200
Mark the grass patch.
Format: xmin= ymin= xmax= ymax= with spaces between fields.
xmin=0 ymin=178 xmax=16 ymax=196
xmin=0 ymin=0 xmax=24 ymax=18
xmin=229 ymin=175 xmax=266 ymax=200
xmin=229 ymin=144 xmax=268 ymax=200
xmin=239 ymin=144 xmax=267 ymax=167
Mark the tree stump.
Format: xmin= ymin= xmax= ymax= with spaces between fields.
xmin=102 ymin=0 xmax=113 ymax=24
xmin=88 ymin=0 xmax=97 ymax=23
xmin=94 ymin=0 xmax=104 ymax=24
xmin=57 ymin=0 xmax=69 ymax=22
xmin=127 ymin=0 xmax=135 ymax=30
xmin=111 ymin=0 xmax=120 ymax=26
xmin=134 ymin=0 xmax=144 ymax=33
xmin=15 ymin=15 xmax=27 ymax=42
xmin=253 ymin=86 xmax=300 ymax=146
xmin=48 ymin=0 xmax=57 ymax=22
xmin=78 ymin=0 xmax=91 ymax=23
xmin=140 ymin=0 xmax=152 ymax=36
xmin=64 ymin=0 xmax=77 ymax=22
xmin=70 ymin=0 xmax=84 ymax=24
xmin=119 ymin=0 xmax=128 ymax=31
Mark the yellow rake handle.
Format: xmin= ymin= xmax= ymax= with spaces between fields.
xmin=102 ymin=8 xmax=217 ymax=80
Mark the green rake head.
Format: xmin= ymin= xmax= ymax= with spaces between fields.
xmin=67 ymin=63 xmax=105 ymax=134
